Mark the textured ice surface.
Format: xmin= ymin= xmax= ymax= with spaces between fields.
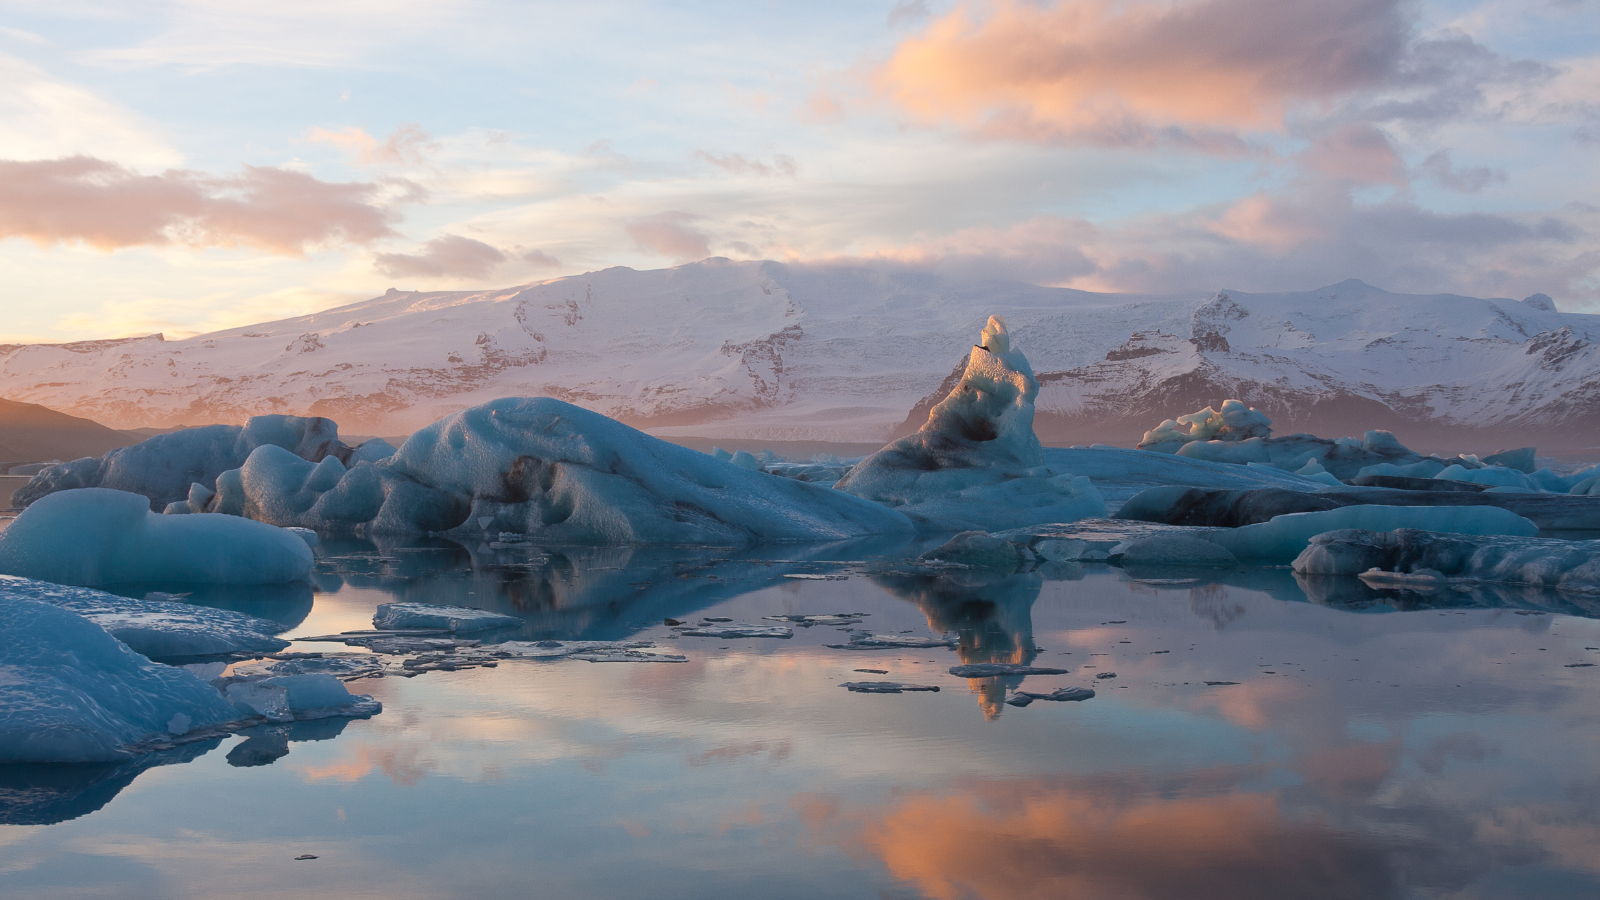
xmin=826 ymin=633 xmax=959 ymax=650
xmin=15 ymin=415 xmax=351 ymax=512
xmin=835 ymin=316 xmax=1106 ymax=531
xmin=218 ymin=673 xmax=379 ymax=723
xmin=0 ymin=576 xmax=289 ymax=658
xmin=1007 ymin=686 xmax=1095 ymax=705
xmin=1039 ymin=446 xmax=1331 ymax=513
xmin=372 ymin=602 xmax=522 ymax=633
xmin=949 ymin=664 xmax=1070 ymax=677
xmin=0 ymin=488 xmax=313 ymax=586
xmin=1293 ymin=528 xmax=1600 ymax=593
xmin=0 ymin=598 xmax=242 ymax=763
xmin=1211 ymin=505 xmax=1539 ymax=561
xmin=1116 ymin=485 xmax=1600 ymax=531
xmin=919 ymin=531 xmax=1029 ymax=568
xmin=1115 ymin=533 xmax=1239 ymax=568
xmin=207 ymin=397 xmax=912 ymax=543
xmin=677 ymin=624 xmax=793 ymax=638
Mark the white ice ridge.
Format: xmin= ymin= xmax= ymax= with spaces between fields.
xmin=834 ymin=315 xmax=1106 ymax=532
xmin=0 ymin=576 xmax=290 ymax=658
xmin=192 ymin=397 xmax=913 ymax=542
xmin=0 ymin=488 xmax=313 ymax=586
xmin=0 ymin=597 xmax=244 ymax=763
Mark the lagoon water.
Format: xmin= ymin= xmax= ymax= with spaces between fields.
xmin=4 ymin=537 xmax=1600 ymax=899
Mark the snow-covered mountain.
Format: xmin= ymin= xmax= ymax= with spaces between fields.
xmin=0 ymin=260 xmax=1594 ymax=452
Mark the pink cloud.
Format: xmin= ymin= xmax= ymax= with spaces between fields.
xmin=1297 ymin=125 xmax=1407 ymax=186
xmin=305 ymin=123 xmax=436 ymax=167
xmin=627 ymin=211 xmax=711 ymax=261
xmin=521 ymin=248 xmax=562 ymax=268
xmin=374 ymin=234 xmax=506 ymax=279
xmin=872 ymin=0 xmax=1413 ymax=148
xmin=0 ymin=156 xmax=408 ymax=254
xmin=693 ymin=151 xmax=799 ymax=177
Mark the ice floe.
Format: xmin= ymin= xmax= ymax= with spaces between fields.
xmin=0 ymin=576 xmax=289 ymax=658
xmin=1292 ymin=528 xmax=1600 ymax=593
xmin=372 ymin=602 xmax=522 ymax=633
xmin=1116 ymin=484 xmax=1600 ymax=531
xmin=834 ymin=316 xmax=1106 ymax=532
xmin=0 ymin=488 xmax=312 ymax=586
xmin=676 ymin=623 xmax=794 ymax=638
xmin=840 ymin=681 xmax=941 ymax=693
xmin=1005 ymin=686 xmax=1095 ymax=706
xmin=948 ymin=664 xmax=1070 ymax=677
xmin=826 ymin=633 xmax=958 ymax=650
xmin=0 ymin=598 xmax=244 ymax=763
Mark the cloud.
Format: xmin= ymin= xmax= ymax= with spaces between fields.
xmin=887 ymin=0 xmax=930 ymax=29
xmin=1298 ymin=125 xmax=1406 ymax=186
xmin=693 ymin=151 xmax=799 ymax=177
xmin=626 ymin=211 xmax=711 ymax=260
xmin=1416 ymin=150 xmax=1508 ymax=193
xmin=306 ymin=123 xmax=436 ymax=167
xmin=0 ymin=156 xmax=410 ymax=253
xmin=521 ymin=248 xmax=562 ymax=268
xmin=374 ymin=234 xmax=506 ymax=279
xmin=0 ymin=53 xmax=180 ymax=169
xmin=867 ymin=0 xmax=1554 ymax=152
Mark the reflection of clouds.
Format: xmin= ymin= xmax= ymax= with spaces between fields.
xmin=689 ymin=739 xmax=792 ymax=768
xmin=294 ymin=742 xmax=437 ymax=787
xmin=798 ymin=773 xmax=1400 ymax=900
xmin=1187 ymin=679 xmax=1307 ymax=731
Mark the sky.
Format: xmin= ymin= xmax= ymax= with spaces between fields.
xmin=1 ymin=0 xmax=1597 ymax=342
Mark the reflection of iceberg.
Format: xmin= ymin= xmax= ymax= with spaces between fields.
xmin=0 ymin=739 xmax=222 ymax=825
xmin=873 ymin=570 xmax=1042 ymax=719
xmin=226 ymin=718 xmax=352 ymax=768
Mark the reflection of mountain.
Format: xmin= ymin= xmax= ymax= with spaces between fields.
xmin=313 ymin=534 xmax=927 ymax=641
xmin=0 ymin=740 xmax=221 ymax=825
xmin=873 ymin=571 xmax=1042 ymax=719
xmin=1295 ymin=573 xmax=1600 ymax=618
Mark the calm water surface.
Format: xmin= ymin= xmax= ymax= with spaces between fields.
xmin=4 ymin=537 xmax=1600 ymax=899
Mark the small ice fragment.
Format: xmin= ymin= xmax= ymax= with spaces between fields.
xmin=1013 ymin=686 xmax=1095 ymax=702
xmin=828 ymin=633 xmax=958 ymax=650
xmin=1205 ymin=681 xmax=1240 ymax=686
xmin=295 ymin=855 xmax=318 ymax=861
xmin=840 ymin=681 xmax=940 ymax=693
xmin=854 ymin=668 xmax=888 ymax=674
xmin=1095 ymin=672 xmax=1117 ymax=680
xmin=949 ymin=664 xmax=1070 ymax=677
xmin=679 ymin=624 xmax=793 ymax=639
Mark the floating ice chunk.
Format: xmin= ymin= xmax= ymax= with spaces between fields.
xmin=728 ymin=450 xmax=763 ymax=471
xmin=1481 ymin=447 xmax=1536 ymax=473
xmin=919 ymin=531 xmax=1027 ymax=568
xmin=1113 ymin=533 xmax=1239 ymax=568
xmin=840 ymin=681 xmax=940 ymax=693
xmin=1006 ymin=686 xmax=1095 ymax=706
xmin=763 ymin=614 xmax=868 ymax=626
xmin=1355 ymin=460 xmax=1448 ymax=480
xmin=0 ymin=488 xmax=313 ymax=586
xmin=677 ymin=624 xmax=793 ymax=638
xmin=1137 ymin=400 xmax=1272 ymax=448
xmin=220 ymin=673 xmax=379 ymax=722
xmin=372 ymin=602 xmax=522 ymax=633
xmin=0 ymin=598 xmax=243 ymax=763
xmin=1034 ymin=538 xmax=1088 ymax=562
xmin=1212 ymin=505 xmax=1538 ymax=561
xmin=15 ymin=414 xmax=350 ymax=512
xmin=836 ymin=316 xmax=1106 ymax=532
xmin=0 ymin=576 xmax=290 ymax=658
xmin=1436 ymin=464 xmax=1537 ymax=491
xmin=1572 ymin=477 xmax=1600 ymax=497
xmin=1292 ymin=528 xmax=1600 ymax=593
xmin=949 ymin=664 xmax=1070 ymax=677
xmin=382 ymin=398 xmax=912 ymax=542
xmin=826 ymin=633 xmax=958 ymax=650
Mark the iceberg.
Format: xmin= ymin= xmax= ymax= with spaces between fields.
xmin=0 ymin=576 xmax=289 ymax=658
xmin=1292 ymin=528 xmax=1600 ymax=594
xmin=372 ymin=602 xmax=522 ymax=633
xmin=198 ymin=397 xmax=913 ymax=543
xmin=217 ymin=673 xmax=379 ymax=723
xmin=0 ymin=488 xmax=313 ymax=586
xmin=14 ymin=414 xmax=378 ymax=512
xmin=0 ymin=598 xmax=243 ymax=763
xmin=834 ymin=316 xmax=1106 ymax=531
xmin=1210 ymin=505 xmax=1538 ymax=562
xmin=1116 ymin=484 xmax=1600 ymax=531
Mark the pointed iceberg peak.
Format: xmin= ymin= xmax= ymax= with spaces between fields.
xmin=979 ymin=315 xmax=1010 ymax=354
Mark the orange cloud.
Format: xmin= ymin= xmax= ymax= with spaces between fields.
xmin=874 ymin=0 xmax=1408 ymax=148
xmin=306 ymin=123 xmax=436 ymax=167
xmin=801 ymin=775 xmax=1395 ymax=900
xmin=0 ymin=156 xmax=409 ymax=254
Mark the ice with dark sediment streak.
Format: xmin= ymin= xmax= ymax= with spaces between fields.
xmin=834 ymin=316 xmax=1106 ymax=532
xmin=193 ymin=397 xmax=916 ymax=543
xmin=1006 ymin=687 xmax=1096 ymax=706
xmin=0 ymin=488 xmax=312 ymax=586
xmin=1292 ymin=528 xmax=1600 ymax=594
xmin=0 ymin=576 xmax=289 ymax=658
